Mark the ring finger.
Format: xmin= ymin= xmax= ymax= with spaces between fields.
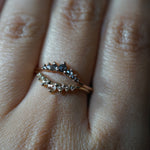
xmin=20 ymin=0 xmax=108 ymax=142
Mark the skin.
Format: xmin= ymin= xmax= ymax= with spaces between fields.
xmin=0 ymin=0 xmax=149 ymax=149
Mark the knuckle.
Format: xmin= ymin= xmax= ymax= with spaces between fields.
xmin=105 ymin=16 xmax=150 ymax=54
xmin=0 ymin=13 xmax=43 ymax=40
xmin=59 ymin=0 xmax=100 ymax=29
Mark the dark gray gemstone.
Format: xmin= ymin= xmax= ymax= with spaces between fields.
xmin=51 ymin=64 xmax=58 ymax=71
xmin=58 ymin=64 xmax=67 ymax=72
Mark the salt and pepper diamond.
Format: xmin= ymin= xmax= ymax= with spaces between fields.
xmin=65 ymin=70 xmax=70 ymax=75
xmin=51 ymin=62 xmax=59 ymax=71
xmin=70 ymin=85 xmax=76 ymax=91
xmin=58 ymin=62 xmax=67 ymax=72
xmin=70 ymin=71 xmax=74 ymax=76
xmin=57 ymin=85 xmax=63 ymax=92
xmin=65 ymin=85 xmax=70 ymax=92
xmin=41 ymin=76 xmax=45 ymax=81
xmin=71 ymin=75 xmax=74 ymax=79
xmin=74 ymin=77 xmax=79 ymax=83
xmin=37 ymin=72 xmax=42 ymax=80
xmin=48 ymin=84 xmax=57 ymax=92
xmin=67 ymin=69 xmax=74 ymax=77
xmin=42 ymin=80 xmax=51 ymax=86
xmin=42 ymin=64 xmax=47 ymax=70
xmin=46 ymin=63 xmax=51 ymax=70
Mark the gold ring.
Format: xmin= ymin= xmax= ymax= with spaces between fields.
xmin=36 ymin=62 xmax=93 ymax=94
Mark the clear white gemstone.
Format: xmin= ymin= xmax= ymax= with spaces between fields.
xmin=57 ymin=86 xmax=63 ymax=92
xmin=70 ymin=86 xmax=75 ymax=91
xmin=41 ymin=82 xmax=45 ymax=86
xmin=37 ymin=73 xmax=42 ymax=80
xmin=37 ymin=73 xmax=41 ymax=77
xmin=42 ymin=80 xmax=49 ymax=86
xmin=61 ymin=84 xmax=65 ymax=88
xmin=41 ymin=76 xmax=45 ymax=80
xmin=65 ymin=86 xmax=70 ymax=92
xmin=55 ymin=67 xmax=59 ymax=71
xmin=46 ymin=64 xmax=51 ymax=70
xmin=48 ymin=84 xmax=57 ymax=92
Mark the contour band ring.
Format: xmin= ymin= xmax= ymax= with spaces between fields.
xmin=36 ymin=73 xmax=91 ymax=93
xmin=36 ymin=62 xmax=93 ymax=94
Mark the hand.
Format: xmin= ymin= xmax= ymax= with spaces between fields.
xmin=0 ymin=0 xmax=149 ymax=149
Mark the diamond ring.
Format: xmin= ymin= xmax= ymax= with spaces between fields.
xmin=36 ymin=62 xmax=93 ymax=94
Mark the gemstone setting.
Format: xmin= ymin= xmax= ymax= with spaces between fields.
xmin=58 ymin=63 xmax=67 ymax=72
xmin=42 ymin=64 xmax=47 ymax=70
xmin=57 ymin=86 xmax=63 ymax=92
xmin=46 ymin=64 xmax=51 ymax=70
xmin=48 ymin=84 xmax=57 ymax=92
xmin=36 ymin=72 xmax=80 ymax=93
xmin=51 ymin=64 xmax=58 ymax=71
xmin=66 ymin=70 xmax=70 ymax=75
xmin=39 ymin=62 xmax=81 ymax=88
xmin=65 ymin=86 xmax=69 ymax=92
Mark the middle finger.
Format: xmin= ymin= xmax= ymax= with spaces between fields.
xmin=23 ymin=0 xmax=107 ymax=137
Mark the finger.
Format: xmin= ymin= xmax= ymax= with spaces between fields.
xmin=0 ymin=0 xmax=52 ymax=117
xmin=90 ymin=0 xmax=150 ymax=148
xmin=22 ymin=0 xmax=108 ymax=134
xmin=0 ymin=0 xmax=5 ymax=12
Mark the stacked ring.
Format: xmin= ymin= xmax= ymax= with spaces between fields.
xmin=36 ymin=62 xmax=93 ymax=94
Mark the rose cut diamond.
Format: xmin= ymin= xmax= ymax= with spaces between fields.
xmin=48 ymin=84 xmax=57 ymax=92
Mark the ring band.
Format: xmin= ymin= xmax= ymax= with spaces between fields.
xmin=36 ymin=62 xmax=93 ymax=94
xmin=36 ymin=73 xmax=91 ymax=93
